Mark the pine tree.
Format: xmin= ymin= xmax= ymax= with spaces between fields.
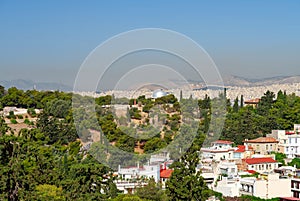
xmin=166 ymin=131 xmax=210 ymax=200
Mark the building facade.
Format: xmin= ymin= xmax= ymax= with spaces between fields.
xmin=244 ymin=137 xmax=279 ymax=155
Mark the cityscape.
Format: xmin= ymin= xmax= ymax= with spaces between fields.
xmin=1 ymin=1 xmax=300 ymax=201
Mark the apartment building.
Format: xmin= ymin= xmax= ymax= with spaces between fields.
xmin=241 ymin=157 xmax=279 ymax=173
xmin=244 ymin=137 xmax=279 ymax=155
xmin=240 ymin=173 xmax=291 ymax=199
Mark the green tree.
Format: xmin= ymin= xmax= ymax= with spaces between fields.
xmin=272 ymin=152 xmax=286 ymax=165
xmin=240 ymin=94 xmax=244 ymax=108
xmin=257 ymin=90 xmax=275 ymax=115
xmin=33 ymin=184 xmax=65 ymax=201
xmin=233 ymin=96 xmax=239 ymax=113
xmin=0 ymin=85 xmax=4 ymax=98
xmin=135 ymin=178 xmax=165 ymax=201
xmin=288 ymin=158 xmax=300 ymax=168
xmin=144 ymin=137 xmax=167 ymax=153
xmin=166 ymin=131 xmax=210 ymax=200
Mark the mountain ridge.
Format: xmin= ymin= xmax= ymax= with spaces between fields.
xmin=1 ymin=75 xmax=300 ymax=91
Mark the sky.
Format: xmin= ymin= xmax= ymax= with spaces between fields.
xmin=0 ymin=0 xmax=300 ymax=88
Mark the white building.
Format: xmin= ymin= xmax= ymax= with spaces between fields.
xmin=240 ymin=173 xmax=291 ymax=199
xmin=285 ymin=135 xmax=300 ymax=158
xmin=117 ymin=164 xmax=160 ymax=182
xmin=217 ymin=161 xmax=238 ymax=178
xmin=201 ymin=140 xmax=235 ymax=162
xmin=268 ymin=126 xmax=300 ymax=158
xmin=214 ymin=177 xmax=240 ymax=197
xmin=242 ymin=157 xmax=279 ymax=173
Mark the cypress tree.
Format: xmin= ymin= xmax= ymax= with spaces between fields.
xmin=233 ymin=96 xmax=239 ymax=112
xmin=240 ymin=95 xmax=244 ymax=108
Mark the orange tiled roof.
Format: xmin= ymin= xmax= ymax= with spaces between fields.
xmin=160 ymin=169 xmax=173 ymax=178
xmin=244 ymin=137 xmax=278 ymax=143
xmin=244 ymin=98 xmax=261 ymax=104
xmin=213 ymin=140 xmax=233 ymax=144
xmin=234 ymin=145 xmax=253 ymax=153
xmin=243 ymin=157 xmax=277 ymax=164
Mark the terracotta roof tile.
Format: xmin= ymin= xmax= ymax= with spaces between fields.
xmin=244 ymin=98 xmax=261 ymax=104
xmin=234 ymin=145 xmax=253 ymax=153
xmin=213 ymin=140 xmax=233 ymax=144
xmin=160 ymin=169 xmax=173 ymax=178
xmin=244 ymin=137 xmax=278 ymax=143
xmin=243 ymin=157 xmax=277 ymax=164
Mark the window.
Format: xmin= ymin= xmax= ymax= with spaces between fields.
xmin=266 ymin=145 xmax=268 ymax=150
xmin=296 ymin=138 xmax=298 ymax=143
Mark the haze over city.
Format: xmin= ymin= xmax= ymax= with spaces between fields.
xmin=1 ymin=1 xmax=300 ymax=88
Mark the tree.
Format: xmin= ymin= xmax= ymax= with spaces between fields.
xmin=0 ymin=116 xmax=11 ymax=136
xmin=257 ymin=90 xmax=275 ymax=115
xmin=179 ymin=90 xmax=183 ymax=102
xmin=135 ymin=178 xmax=165 ymax=201
xmin=33 ymin=184 xmax=65 ymax=201
xmin=240 ymin=95 xmax=244 ymax=108
xmin=233 ymin=96 xmax=239 ymax=113
xmin=0 ymin=85 xmax=4 ymax=98
xmin=272 ymin=152 xmax=286 ymax=166
xmin=45 ymin=99 xmax=71 ymax=118
xmin=288 ymin=158 xmax=300 ymax=168
xmin=166 ymin=131 xmax=210 ymax=200
xmin=144 ymin=137 xmax=167 ymax=153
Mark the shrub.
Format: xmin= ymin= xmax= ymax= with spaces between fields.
xmin=10 ymin=119 xmax=17 ymax=124
xmin=17 ymin=115 xmax=23 ymax=119
xmin=24 ymin=118 xmax=30 ymax=124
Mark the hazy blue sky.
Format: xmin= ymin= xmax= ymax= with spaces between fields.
xmin=1 ymin=0 xmax=299 ymax=86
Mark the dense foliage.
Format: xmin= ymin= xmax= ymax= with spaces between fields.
xmin=221 ymin=90 xmax=300 ymax=144
xmin=1 ymin=85 xmax=300 ymax=200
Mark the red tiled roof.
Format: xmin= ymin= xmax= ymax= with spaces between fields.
xmin=213 ymin=140 xmax=233 ymax=144
xmin=160 ymin=169 xmax=173 ymax=178
xmin=234 ymin=145 xmax=253 ymax=153
xmin=244 ymin=137 xmax=278 ymax=143
xmin=286 ymin=131 xmax=295 ymax=135
xmin=247 ymin=170 xmax=257 ymax=174
xmin=243 ymin=157 xmax=277 ymax=165
xmin=280 ymin=198 xmax=300 ymax=201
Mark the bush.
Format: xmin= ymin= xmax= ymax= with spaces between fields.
xmin=27 ymin=108 xmax=37 ymax=117
xmin=17 ymin=115 xmax=23 ymax=119
xmin=24 ymin=118 xmax=30 ymax=124
xmin=10 ymin=119 xmax=17 ymax=124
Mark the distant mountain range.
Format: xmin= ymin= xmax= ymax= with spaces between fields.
xmin=0 ymin=79 xmax=72 ymax=91
xmin=222 ymin=75 xmax=300 ymax=86
xmin=1 ymin=75 xmax=300 ymax=91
